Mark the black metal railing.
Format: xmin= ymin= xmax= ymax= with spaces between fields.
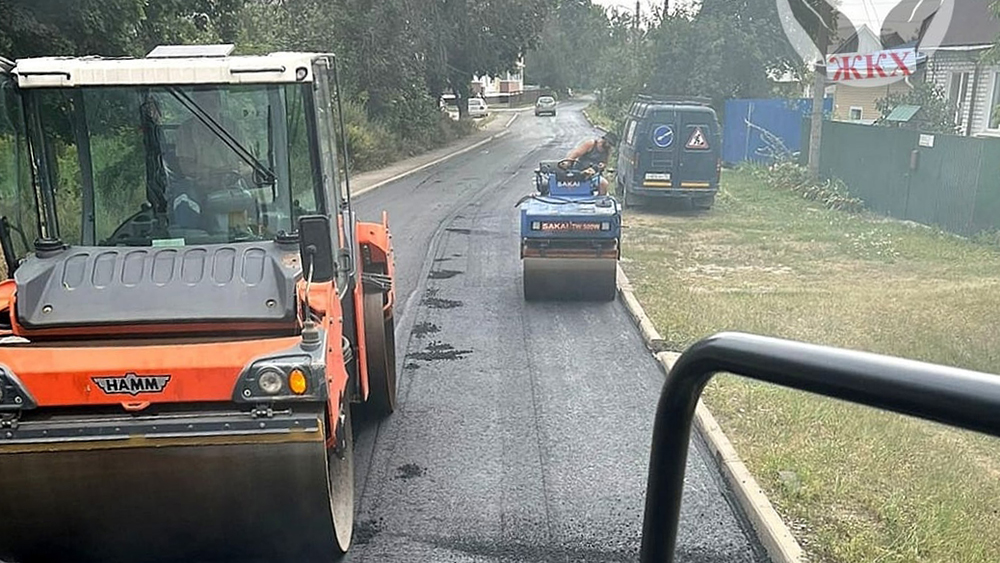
xmin=640 ymin=332 xmax=1000 ymax=563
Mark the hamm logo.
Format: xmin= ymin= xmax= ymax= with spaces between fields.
xmin=92 ymin=373 xmax=171 ymax=396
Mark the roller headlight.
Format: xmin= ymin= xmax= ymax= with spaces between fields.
xmin=234 ymin=354 xmax=325 ymax=402
xmin=257 ymin=369 xmax=284 ymax=395
xmin=531 ymin=221 xmax=542 ymax=231
xmin=601 ymin=222 xmax=611 ymax=231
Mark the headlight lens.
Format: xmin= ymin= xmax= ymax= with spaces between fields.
xmin=531 ymin=221 xmax=541 ymax=230
xmin=258 ymin=369 xmax=284 ymax=395
xmin=601 ymin=222 xmax=611 ymax=231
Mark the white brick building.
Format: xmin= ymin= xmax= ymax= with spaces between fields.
xmin=925 ymin=1 xmax=1000 ymax=136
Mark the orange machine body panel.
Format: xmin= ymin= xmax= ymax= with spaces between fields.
xmin=0 ymin=281 xmax=351 ymax=436
xmin=353 ymin=212 xmax=395 ymax=403
xmin=0 ymin=337 xmax=301 ymax=407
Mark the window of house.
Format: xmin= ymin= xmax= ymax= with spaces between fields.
xmin=949 ymin=71 xmax=970 ymax=124
xmin=849 ymin=107 xmax=863 ymax=121
xmin=989 ymin=73 xmax=1000 ymax=130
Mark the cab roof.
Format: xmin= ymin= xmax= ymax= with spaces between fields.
xmin=8 ymin=44 xmax=329 ymax=89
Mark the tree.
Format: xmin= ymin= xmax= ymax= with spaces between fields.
xmin=524 ymin=0 xmax=610 ymax=94
xmin=0 ymin=0 xmax=247 ymax=60
xmin=875 ymin=79 xmax=960 ymax=134
xmin=0 ymin=0 xmax=145 ymax=58
xmin=590 ymin=7 xmax=645 ymax=122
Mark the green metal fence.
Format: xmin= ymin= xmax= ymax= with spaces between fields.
xmin=801 ymin=120 xmax=1000 ymax=236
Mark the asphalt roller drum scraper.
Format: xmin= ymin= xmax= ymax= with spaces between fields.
xmin=517 ymin=159 xmax=621 ymax=302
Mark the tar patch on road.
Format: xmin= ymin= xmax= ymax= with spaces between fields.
xmin=354 ymin=519 xmax=383 ymax=545
xmin=407 ymin=341 xmax=472 ymax=362
xmin=445 ymin=227 xmax=494 ymax=236
xmin=422 ymin=297 xmax=463 ymax=309
xmin=428 ymin=269 xmax=463 ymax=280
xmin=421 ymin=287 xmax=462 ymax=309
xmin=395 ymin=463 xmax=427 ymax=480
xmin=411 ymin=322 xmax=441 ymax=338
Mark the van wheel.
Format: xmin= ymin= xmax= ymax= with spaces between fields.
xmin=621 ymin=185 xmax=635 ymax=208
xmin=692 ymin=195 xmax=715 ymax=210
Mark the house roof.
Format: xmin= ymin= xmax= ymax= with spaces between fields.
xmin=937 ymin=0 xmax=1000 ymax=48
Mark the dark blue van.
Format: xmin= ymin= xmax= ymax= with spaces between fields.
xmin=616 ymin=95 xmax=722 ymax=209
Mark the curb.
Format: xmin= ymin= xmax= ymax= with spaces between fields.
xmin=352 ymin=125 xmax=512 ymax=198
xmin=581 ymin=106 xmax=608 ymax=134
xmin=615 ymin=266 xmax=806 ymax=563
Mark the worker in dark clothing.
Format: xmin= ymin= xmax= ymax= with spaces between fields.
xmin=560 ymin=130 xmax=619 ymax=195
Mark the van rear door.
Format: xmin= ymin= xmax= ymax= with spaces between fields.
xmin=677 ymin=108 xmax=720 ymax=190
xmin=637 ymin=111 xmax=678 ymax=189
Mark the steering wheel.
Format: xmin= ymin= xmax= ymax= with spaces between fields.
xmin=104 ymin=204 xmax=165 ymax=245
xmin=557 ymin=158 xmax=580 ymax=171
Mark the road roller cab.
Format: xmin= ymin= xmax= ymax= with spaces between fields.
xmin=517 ymin=160 xmax=621 ymax=302
xmin=0 ymin=44 xmax=397 ymax=562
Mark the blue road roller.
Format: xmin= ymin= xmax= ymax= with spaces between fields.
xmin=517 ymin=159 xmax=622 ymax=301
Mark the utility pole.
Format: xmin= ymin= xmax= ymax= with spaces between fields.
xmin=807 ymin=2 xmax=832 ymax=181
xmin=634 ymin=0 xmax=641 ymax=61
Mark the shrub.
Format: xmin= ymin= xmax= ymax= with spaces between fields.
xmin=744 ymin=161 xmax=865 ymax=214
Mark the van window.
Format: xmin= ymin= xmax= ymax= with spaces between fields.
xmin=625 ymin=120 xmax=638 ymax=146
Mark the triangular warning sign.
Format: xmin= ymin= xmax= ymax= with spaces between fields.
xmin=686 ymin=127 xmax=709 ymax=150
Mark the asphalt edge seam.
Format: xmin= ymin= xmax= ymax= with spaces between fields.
xmin=615 ymin=265 xmax=806 ymax=563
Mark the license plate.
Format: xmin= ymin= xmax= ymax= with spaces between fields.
xmin=645 ymin=172 xmax=671 ymax=181
xmin=541 ymin=222 xmax=601 ymax=232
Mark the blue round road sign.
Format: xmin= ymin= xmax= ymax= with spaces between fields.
xmin=652 ymin=125 xmax=674 ymax=148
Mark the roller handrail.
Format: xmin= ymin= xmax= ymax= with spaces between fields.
xmin=640 ymin=332 xmax=1000 ymax=562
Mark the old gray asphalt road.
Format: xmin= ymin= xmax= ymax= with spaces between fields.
xmin=348 ymin=102 xmax=768 ymax=563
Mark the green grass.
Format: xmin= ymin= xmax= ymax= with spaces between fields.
xmin=583 ymin=103 xmax=618 ymax=132
xmin=623 ymin=168 xmax=1000 ymax=563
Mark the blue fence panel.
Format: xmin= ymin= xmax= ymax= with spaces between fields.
xmin=723 ymin=98 xmax=832 ymax=165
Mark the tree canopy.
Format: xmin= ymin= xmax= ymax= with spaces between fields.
xmin=0 ymin=0 xmax=553 ymax=168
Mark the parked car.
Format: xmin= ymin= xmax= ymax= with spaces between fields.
xmin=535 ymin=96 xmax=557 ymax=116
xmin=468 ymin=98 xmax=489 ymax=118
xmin=615 ymin=94 xmax=722 ymax=210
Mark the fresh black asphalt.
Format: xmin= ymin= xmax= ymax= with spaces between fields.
xmin=348 ymin=102 xmax=769 ymax=563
